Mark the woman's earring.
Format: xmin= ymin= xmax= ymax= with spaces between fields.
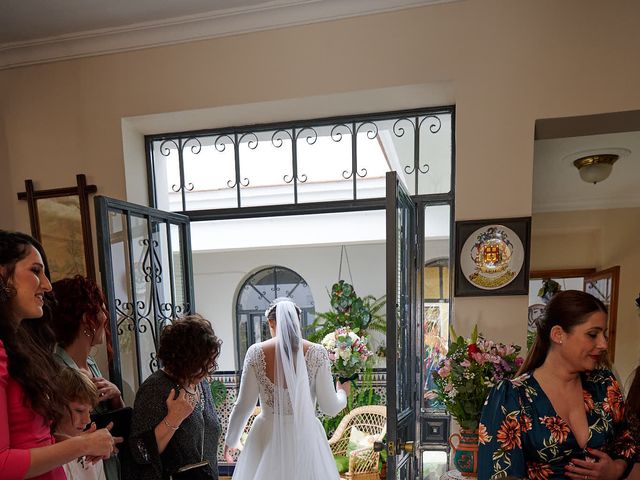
xmin=83 ymin=328 xmax=96 ymax=338
xmin=0 ymin=277 xmax=16 ymax=303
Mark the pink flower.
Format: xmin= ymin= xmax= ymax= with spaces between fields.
xmin=437 ymin=365 xmax=451 ymax=378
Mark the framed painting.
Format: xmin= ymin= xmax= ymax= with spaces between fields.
xmin=17 ymin=174 xmax=97 ymax=282
xmin=454 ymin=216 xmax=531 ymax=297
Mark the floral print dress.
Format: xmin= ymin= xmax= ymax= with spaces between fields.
xmin=478 ymin=369 xmax=635 ymax=480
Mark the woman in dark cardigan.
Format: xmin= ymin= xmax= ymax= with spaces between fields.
xmin=125 ymin=315 xmax=222 ymax=480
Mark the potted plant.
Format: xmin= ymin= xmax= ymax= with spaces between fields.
xmin=209 ymin=379 xmax=228 ymax=407
xmin=307 ymin=280 xmax=385 ymax=346
xmin=431 ymin=325 xmax=523 ymax=477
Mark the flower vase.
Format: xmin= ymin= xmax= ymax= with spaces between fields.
xmin=449 ymin=428 xmax=479 ymax=477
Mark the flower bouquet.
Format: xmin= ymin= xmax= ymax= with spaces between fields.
xmin=321 ymin=326 xmax=374 ymax=383
xmin=431 ymin=325 xmax=523 ymax=430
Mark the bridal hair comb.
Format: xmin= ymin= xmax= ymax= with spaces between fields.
xmin=264 ymin=297 xmax=302 ymax=319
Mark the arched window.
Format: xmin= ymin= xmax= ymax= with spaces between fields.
xmin=235 ymin=266 xmax=314 ymax=368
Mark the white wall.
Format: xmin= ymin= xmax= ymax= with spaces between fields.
xmin=193 ymin=241 xmax=386 ymax=371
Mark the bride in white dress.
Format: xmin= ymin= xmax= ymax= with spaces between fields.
xmin=224 ymin=298 xmax=350 ymax=479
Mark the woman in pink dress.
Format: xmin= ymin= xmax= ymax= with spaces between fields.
xmin=0 ymin=230 xmax=118 ymax=480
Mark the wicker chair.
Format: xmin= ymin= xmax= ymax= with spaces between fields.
xmin=243 ymin=405 xmax=261 ymax=440
xmin=328 ymin=405 xmax=387 ymax=480
xmin=237 ymin=405 xmax=261 ymax=449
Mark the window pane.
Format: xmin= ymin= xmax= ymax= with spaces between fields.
xmin=239 ymin=130 xmax=295 ymax=207
xmin=417 ymin=113 xmax=453 ymax=195
xmin=423 ymin=204 xmax=451 ymax=410
xmin=183 ymin=136 xmax=238 ymax=210
xmin=422 ymin=450 xmax=448 ymax=480
xmin=297 ymin=124 xmax=353 ymax=203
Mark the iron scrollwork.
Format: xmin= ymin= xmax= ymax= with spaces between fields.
xmin=151 ymin=108 xmax=452 ymax=210
xmin=159 ymin=138 xmax=201 ymax=194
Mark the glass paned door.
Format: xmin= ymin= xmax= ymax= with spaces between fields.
xmin=584 ymin=266 xmax=620 ymax=361
xmin=386 ymin=172 xmax=419 ymax=479
xmin=95 ymin=196 xmax=194 ymax=405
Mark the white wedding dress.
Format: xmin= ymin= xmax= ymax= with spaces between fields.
xmin=225 ymin=332 xmax=346 ymax=479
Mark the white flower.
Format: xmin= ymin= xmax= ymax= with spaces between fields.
xmin=339 ymin=347 xmax=352 ymax=360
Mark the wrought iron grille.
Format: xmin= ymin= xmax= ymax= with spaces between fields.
xmin=95 ymin=196 xmax=194 ymax=402
xmin=146 ymin=106 xmax=454 ymax=213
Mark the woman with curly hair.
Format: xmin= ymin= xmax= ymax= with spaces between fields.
xmin=50 ymin=275 xmax=125 ymax=479
xmin=0 ymin=230 xmax=117 ymax=480
xmin=478 ymin=291 xmax=636 ymax=480
xmin=125 ymin=314 xmax=222 ymax=480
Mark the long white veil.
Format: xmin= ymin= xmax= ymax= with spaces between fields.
xmin=269 ymin=298 xmax=339 ymax=479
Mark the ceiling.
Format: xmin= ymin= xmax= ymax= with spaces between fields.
xmin=0 ymin=0 xmax=269 ymax=43
xmin=0 ymin=0 xmax=458 ymax=69
xmin=533 ymin=130 xmax=640 ymax=213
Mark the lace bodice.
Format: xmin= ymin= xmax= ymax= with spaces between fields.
xmin=225 ymin=341 xmax=347 ymax=449
xmin=243 ymin=343 xmax=327 ymax=413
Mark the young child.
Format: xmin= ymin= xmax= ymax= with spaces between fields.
xmin=54 ymin=367 xmax=109 ymax=480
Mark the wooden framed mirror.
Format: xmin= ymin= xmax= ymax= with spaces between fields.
xmin=529 ymin=267 xmax=620 ymax=361
xmin=17 ymin=174 xmax=97 ymax=282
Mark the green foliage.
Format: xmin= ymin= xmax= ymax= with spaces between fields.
xmin=307 ymin=280 xmax=386 ymax=343
xmin=378 ymin=441 xmax=387 ymax=470
xmin=321 ymin=368 xmax=383 ymax=438
xmin=527 ymin=329 xmax=537 ymax=350
xmin=334 ymin=455 xmax=349 ymax=473
xmin=209 ymin=379 xmax=228 ymax=407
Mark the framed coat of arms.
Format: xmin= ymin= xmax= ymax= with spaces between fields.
xmin=454 ymin=217 xmax=531 ymax=296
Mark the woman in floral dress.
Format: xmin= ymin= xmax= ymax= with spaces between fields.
xmin=478 ymin=291 xmax=635 ymax=480
xmin=624 ymin=364 xmax=640 ymax=480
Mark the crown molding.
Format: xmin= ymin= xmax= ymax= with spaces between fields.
xmin=533 ymin=195 xmax=640 ymax=213
xmin=0 ymin=0 xmax=458 ymax=70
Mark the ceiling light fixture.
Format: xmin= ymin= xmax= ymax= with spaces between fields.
xmin=573 ymin=154 xmax=618 ymax=184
